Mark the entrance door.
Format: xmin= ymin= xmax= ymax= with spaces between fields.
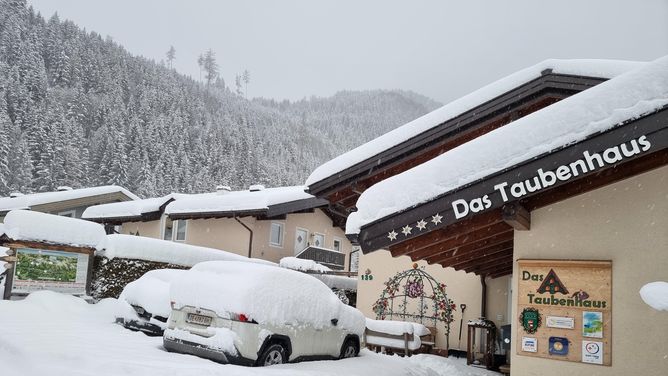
xmin=294 ymin=228 xmax=309 ymax=255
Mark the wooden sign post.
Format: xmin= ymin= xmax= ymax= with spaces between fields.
xmin=516 ymin=260 xmax=612 ymax=366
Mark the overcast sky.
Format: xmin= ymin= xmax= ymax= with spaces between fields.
xmin=29 ymin=0 xmax=668 ymax=103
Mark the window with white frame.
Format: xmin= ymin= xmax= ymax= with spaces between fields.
xmin=270 ymin=222 xmax=284 ymax=247
xmin=313 ymin=233 xmax=325 ymax=248
xmin=175 ymin=220 xmax=187 ymax=242
xmin=333 ymin=238 xmax=342 ymax=252
xmin=163 ymin=217 xmax=174 ymax=240
xmin=163 ymin=217 xmax=187 ymax=242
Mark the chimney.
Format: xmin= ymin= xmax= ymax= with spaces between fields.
xmin=249 ymin=184 xmax=265 ymax=192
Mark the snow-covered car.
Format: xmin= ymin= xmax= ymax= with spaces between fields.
xmin=163 ymin=261 xmax=365 ymax=366
xmin=116 ymin=268 xmax=187 ymax=336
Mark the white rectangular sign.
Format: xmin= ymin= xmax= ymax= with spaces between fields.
xmin=582 ymin=341 xmax=604 ymax=365
xmin=522 ymin=337 xmax=537 ymax=352
xmin=546 ymin=316 xmax=575 ymax=329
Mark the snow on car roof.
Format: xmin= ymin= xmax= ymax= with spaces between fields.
xmin=0 ymin=186 xmax=139 ymax=212
xmin=120 ymin=269 xmax=187 ymax=318
xmin=305 ymin=59 xmax=645 ymax=188
xmin=0 ymin=210 xmax=106 ymax=248
xmin=171 ymin=261 xmax=365 ymax=334
xmin=346 ymin=55 xmax=668 ymax=234
xmin=164 ymin=186 xmax=314 ymax=216
xmin=98 ymin=234 xmax=274 ymax=267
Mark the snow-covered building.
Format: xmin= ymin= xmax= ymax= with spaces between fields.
xmin=305 ymin=57 xmax=665 ymax=368
xmin=83 ymin=186 xmax=355 ymax=269
xmin=336 ymin=55 xmax=668 ymax=374
xmin=0 ymin=186 xmax=139 ymax=222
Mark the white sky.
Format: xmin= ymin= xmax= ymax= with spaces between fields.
xmin=28 ymin=0 xmax=668 ymax=103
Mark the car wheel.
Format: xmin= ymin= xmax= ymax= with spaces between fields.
xmin=340 ymin=338 xmax=359 ymax=359
xmin=258 ymin=343 xmax=287 ymax=366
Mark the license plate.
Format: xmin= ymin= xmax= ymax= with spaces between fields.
xmin=186 ymin=313 xmax=212 ymax=326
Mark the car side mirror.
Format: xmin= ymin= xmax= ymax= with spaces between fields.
xmin=331 ymin=318 xmax=339 ymax=326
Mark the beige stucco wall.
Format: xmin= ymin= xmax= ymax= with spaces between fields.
xmin=120 ymin=220 xmax=161 ymax=239
xmin=123 ymin=209 xmax=353 ymax=267
xmin=510 ymin=165 xmax=668 ymax=375
xmin=357 ymin=249 xmax=501 ymax=351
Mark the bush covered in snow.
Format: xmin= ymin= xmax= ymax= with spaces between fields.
xmin=92 ymin=256 xmax=187 ymax=299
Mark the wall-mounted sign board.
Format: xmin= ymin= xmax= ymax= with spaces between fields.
xmin=516 ymin=260 xmax=611 ymax=366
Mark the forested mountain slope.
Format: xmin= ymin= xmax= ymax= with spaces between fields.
xmin=0 ymin=0 xmax=440 ymax=197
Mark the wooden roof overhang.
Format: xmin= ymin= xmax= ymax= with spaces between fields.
xmin=167 ymin=197 xmax=329 ymax=221
xmin=309 ymin=72 xmax=610 ymax=228
xmin=350 ymin=107 xmax=668 ymax=278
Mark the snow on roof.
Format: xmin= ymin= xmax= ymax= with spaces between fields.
xmin=1 ymin=210 xmax=106 ymax=248
xmin=98 ymin=234 xmax=274 ymax=267
xmin=171 ymin=261 xmax=365 ymax=334
xmin=165 ymin=186 xmax=314 ymax=216
xmin=0 ymin=185 xmax=139 ymax=212
xmin=82 ymin=193 xmax=188 ymax=220
xmin=305 ymin=59 xmax=645 ymax=188
xmin=347 ymin=55 xmax=668 ymax=234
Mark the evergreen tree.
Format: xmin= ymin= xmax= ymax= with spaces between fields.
xmin=166 ymin=45 xmax=175 ymax=69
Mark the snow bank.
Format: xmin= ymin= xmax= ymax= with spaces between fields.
xmin=279 ymin=256 xmax=331 ymax=273
xmin=119 ymin=269 xmax=187 ymax=317
xmin=171 ymin=261 xmax=365 ymax=335
xmin=166 ymin=186 xmax=313 ymax=215
xmin=347 ymin=55 xmax=668 ymax=233
xmin=0 ymin=185 xmax=138 ymax=212
xmin=306 ymin=59 xmax=644 ymax=187
xmin=2 ymin=210 xmax=106 ymax=248
xmin=313 ymin=274 xmax=358 ymax=292
xmin=639 ymin=281 xmax=668 ymax=311
xmin=98 ymin=234 xmax=273 ymax=267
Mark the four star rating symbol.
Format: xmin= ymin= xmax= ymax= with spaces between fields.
xmin=387 ymin=214 xmax=443 ymax=242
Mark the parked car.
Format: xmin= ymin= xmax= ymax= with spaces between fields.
xmin=116 ymin=268 xmax=187 ymax=336
xmin=163 ymin=261 xmax=365 ymax=366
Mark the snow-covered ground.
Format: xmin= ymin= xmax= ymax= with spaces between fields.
xmin=0 ymin=292 xmax=499 ymax=376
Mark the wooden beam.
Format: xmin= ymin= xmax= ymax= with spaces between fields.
xmin=489 ymin=267 xmax=514 ymax=279
xmin=425 ymin=230 xmax=514 ymax=264
xmin=449 ymin=245 xmax=514 ymax=270
xmin=427 ymin=240 xmax=513 ymax=269
xmin=502 ymin=202 xmax=530 ymax=231
xmin=465 ymin=259 xmax=514 ymax=276
xmin=1 ymin=241 xmax=95 ymax=254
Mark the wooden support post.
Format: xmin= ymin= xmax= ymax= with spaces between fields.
xmin=502 ymin=202 xmax=531 ymax=230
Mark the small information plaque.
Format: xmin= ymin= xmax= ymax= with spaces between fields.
xmin=546 ymin=316 xmax=575 ymax=329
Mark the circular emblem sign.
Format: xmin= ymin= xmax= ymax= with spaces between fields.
xmin=519 ymin=307 xmax=542 ymax=334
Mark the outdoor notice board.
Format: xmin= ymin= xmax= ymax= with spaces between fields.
xmin=516 ymin=260 xmax=611 ymax=366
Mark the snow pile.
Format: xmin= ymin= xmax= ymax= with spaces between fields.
xmin=0 ymin=185 xmax=138 ymax=212
xmin=119 ymin=269 xmax=187 ymax=318
xmin=166 ymin=186 xmax=313 ymax=215
xmin=365 ymin=319 xmax=431 ymax=351
xmin=83 ymin=195 xmax=175 ymax=219
xmin=280 ymin=256 xmax=332 ymax=273
xmin=171 ymin=261 xmax=365 ymax=335
xmin=306 ymin=59 xmax=644 ymax=187
xmin=1 ymin=210 xmax=106 ymax=248
xmin=98 ymin=234 xmax=274 ymax=267
xmin=314 ymin=274 xmax=358 ymax=292
xmin=347 ymin=55 xmax=668 ymax=233
xmin=366 ymin=318 xmax=431 ymax=336
xmin=639 ymin=281 xmax=668 ymax=311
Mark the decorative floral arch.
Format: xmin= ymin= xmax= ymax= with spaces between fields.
xmin=372 ymin=264 xmax=456 ymax=336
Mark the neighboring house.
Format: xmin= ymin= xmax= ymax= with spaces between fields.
xmin=83 ymin=186 xmax=355 ymax=270
xmin=0 ymin=186 xmax=139 ymax=222
xmin=304 ymin=59 xmax=645 ymax=351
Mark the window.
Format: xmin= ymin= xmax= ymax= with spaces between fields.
xmin=270 ymin=222 xmax=284 ymax=247
xmin=163 ymin=217 xmax=174 ymax=241
xmin=175 ymin=220 xmax=187 ymax=241
xmin=163 ymin=216 xmax=186 ymax=242
xmin=58 ymin=209 xmax=76 ymax=218
xmin=313 ymin=233 xmax=325 ymax=248
xmin=333 ymin=238 xmax=342 ymax=252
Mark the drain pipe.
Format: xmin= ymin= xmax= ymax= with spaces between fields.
xmin=234 ymin=216 xmax=253 ymax=258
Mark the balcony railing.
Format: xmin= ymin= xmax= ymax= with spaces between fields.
xmin=296 ymin=246 xmax=345 ymax=270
